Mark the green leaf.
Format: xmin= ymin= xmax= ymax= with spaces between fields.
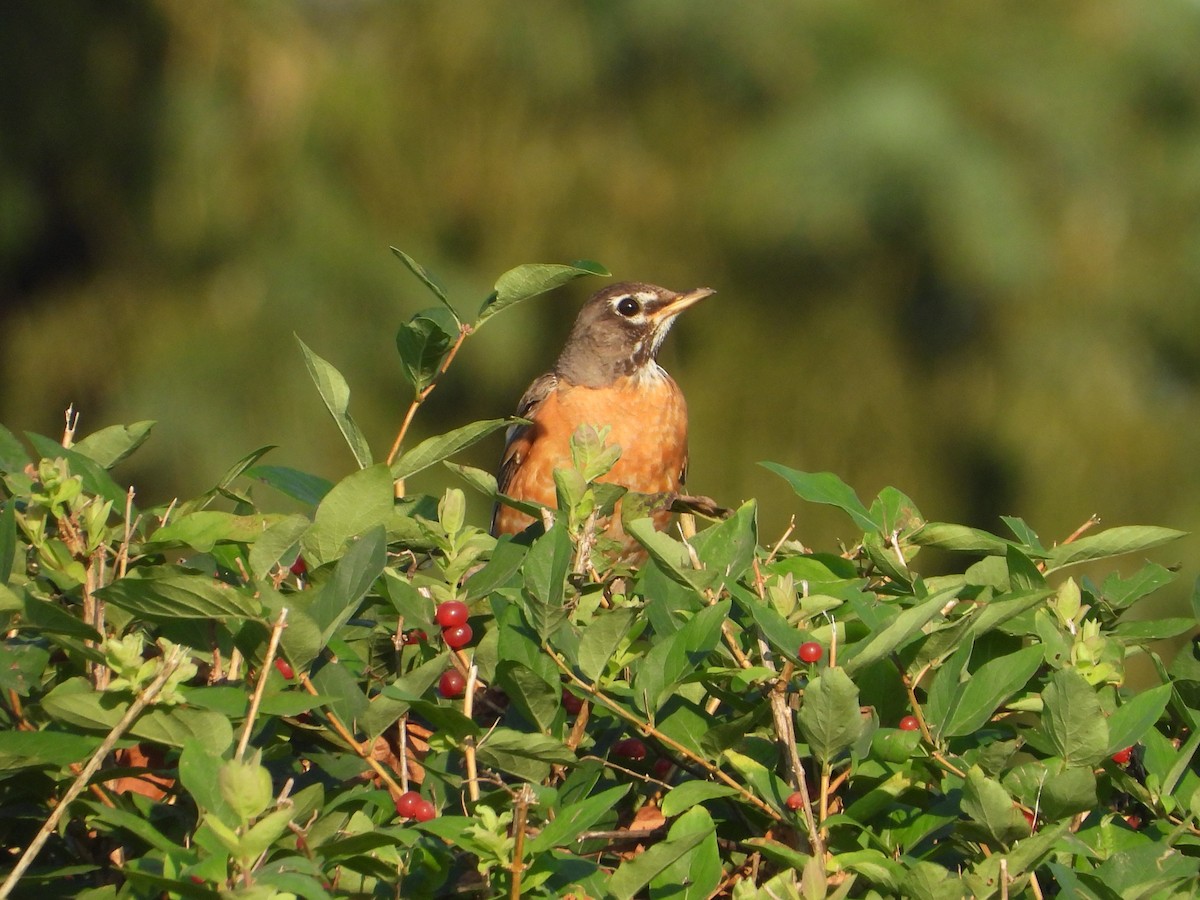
xmin=842 ymin=585 xmax=959 ymax=675
xmin=476 ymin=260 xmax=610 ymax=325
xmin=1106 ymin=682 xmax=1171 ymax=755
xmin=1039 ymin=763 xmax=1097 ymax=820
xmin=627 ymin=518 xmax=712 ymax=591
xmin=79 ymin=800 xmax=183 ymax=854
xmin=0 ymin=423 xmax=29 ymax=472
xmin=26 ymin=433 xmax=128 ymax=507
xmin=100 ymin=569 xmax=261 ymax=620
xmin=390 ymin=418 xmax=512 ymax=481
xmin=651 ymin=805 xmax=721 ymax=900
xmin=148 ymin=511 xmax=281 ymax=553
xmin=476 ymin=728 xmax=576 ymax=781
xmin=1006 ymin=544 xmax=1046 ymax=590
xmin=607 ymin=828 xmax=709 ymax=900
xmin=1041 ymin=668 xmax=1109 ymax=766
xmin=910 ymin=522 xmax=1013 ymax=555
xmin=495 ymin=662 xmax=560 ymax=732
xmin=301 ymin=463 xmax=394 ymax=566
xmin=759 ymin=463 xmax=879 ymax=532
xmin=660 ymin=781 xmax=740 ymax=818
xmin=390 ymin=246 xmax=459 ymax=322
xmin=71 ymin=421 xmax=155 ymax=469
xmin=295 ymin=335 xmax=374 ymax=468
xmin=41 ymin=678 xmax=233 ymax=752
xmin=578 ymin=608 xmax=637 ymax=682
xmin=245 ymin=465 xmax=333 ymax=506
xmin=528 ymin=784 xmax=630 ymax=854
xmin=1101 ymin=562 xmax=1176 ymax=609
xmin=730 ymin=584 xmax=807 ymax=659
xmin=1043 ymin=525 xmax=1187 ymax=571
xmin=798 ymin=667 xmax=863 ymax=766
xmin=395 ymin=306 xmax=456 ymax=394
xmin=309 ymin=524 xmax=386 ymax=644
xmin=0 ymin=730 xmax=101 ymax=774
xmin=248 ymin=514 xmax=311 ymax=580
xmin=691 ymin=499 xmax=757 ymax=581
xmin=464 ymin=536 xmax=527 ymax=601
xmin=521 ymin=520 xmax=572 ymax=631
xmin=0 ymin=499 xmax=14 ymax=584
xmin=944 ymin=644 xmax=1044 ymax=738
xmin=961 ymin=765 xmax=1028 ymax=847
xmin=634 ymin=601 xmax=728 ymax=713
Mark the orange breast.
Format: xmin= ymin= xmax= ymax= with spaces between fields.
xmin=494 ymin=373 xmax=688 ymax=537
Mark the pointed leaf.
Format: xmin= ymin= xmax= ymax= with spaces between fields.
xmin=390 ymin=246 xmax=458 ymax=321
xmin=759 ymin=463 xmax=879 ymax=532
xmin=1042 ymin=668 xmax=1109 ymax=766
xmin=100 ymin=569 xmax=261 ymax=620
xmin=0 ymin=423 xmax=29 ymax=473
xmin=528 ymin=784 xmax=630 ymax=854
xmin=691 ymin=500 xmax=757 ymax=581
xmin=71 ymin=421 xmax=155 ymax=469
xmin=910 ymin=522 xmax=1013 ymax=555
xmin=1106 ymin=683 xmax=1171 ymax=755
xmin=295 ymin=335 xmax=373 ymax=468
xmin=1044 ymin=526 xmax=1187 ymax=571
xmin=301 ymin=463 xmax=394 ymax=566
xmin=798 ymin=667 xmax=862 ymax=765
xmin=962 ymin=765 xmax=1028 ymax=847
xmin=607 ymin=828 xmax=709 ymax=900
xmin=477 ymin=260 xmax=609 ymax=325
xmin=945 ymin=645 xmax=1043 ymax=737
xmin=842 ymin=585 xmax=959 ymax=675
xmin=245 ymin=465 xmax=333 ymax=506
xmin=395 ymin=306 xmax=457 ymax=395
xmin=390 ymin=418 xmax=512 ymax=481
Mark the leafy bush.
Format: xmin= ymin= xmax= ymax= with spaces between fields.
xmin=0 ymin=255 xmax=1196 ymax=899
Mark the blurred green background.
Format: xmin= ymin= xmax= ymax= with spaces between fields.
xmin=2 ymin=2 xmax=1199 ymax=589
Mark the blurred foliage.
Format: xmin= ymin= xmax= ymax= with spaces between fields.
xmin=2 ymin=1 xmax=1199 ymax=590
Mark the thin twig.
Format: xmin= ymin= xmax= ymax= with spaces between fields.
xmin=546 ymin=647 xmax=782 ymax=821
xmin=510 ymin=783 xmax=534 ymax=900
xmin=0 ymin=646 xmax=186 ymax=899
xmin=386 ymin=324 xmax=473 ymax=469
xmin=463 ymin=663 xmax=480 ymax=803
xmin=236 ymin=608 xmax=289 ymax=760
xmin=61 ymin=405 xmax=79 ymax=448
xmin=299 ymin=674 xmax=402 ymax=796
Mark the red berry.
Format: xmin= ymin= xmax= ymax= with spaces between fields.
xmin=652 ymin=758 xmax=673 ymax=778
xmin=273 ymin=658 xmax=295 ymax=680
xmin=435 ymin=600 xmax=469 ymax=628
xmin=394 ymin=790 xmax=422 ymax=818
xmin=898 ymin=715 xmax=920 ymax=732
xmin=798 ymin=642 xmax=823 ymax=663
xmin=786 ymin=791 xmax=804 ymax=811
xmin=289 ymin=556 xmax=307 ymax=577
xmin=562 ymin=690 xmax=584 ymax=715
xmin=442 ymin=623 xmax=473 ymax=649
xmin=189 ymin=875 xmax=205 ymax=885
xmin=1111 ymin=746 xmax=1133 ymax=765
xmin=1125 ymin=813 xmax=1142 ymax=829
xmin=613 ymin=738 xmax=647 ymax=761
xmin=439 ymin=670 xmax=466 ymax=698
xmin=403 ymin=629 xmax=428 ymax=646
xmin=413 ymin=799 xmax=437 ymax=822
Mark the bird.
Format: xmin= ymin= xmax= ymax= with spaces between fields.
xmin=491 ymin=281 xmax=714 ymax=547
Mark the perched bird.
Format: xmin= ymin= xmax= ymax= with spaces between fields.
xmin=491 ymin=281 xmax=714 ymax=544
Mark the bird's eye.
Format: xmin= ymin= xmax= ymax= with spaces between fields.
xmin=616 ymin=296 xmax=640 ymax=317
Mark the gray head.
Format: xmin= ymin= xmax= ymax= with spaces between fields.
xmin=554 ymin=282 xmax=715 ymax=387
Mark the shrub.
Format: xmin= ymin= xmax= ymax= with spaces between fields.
xmin=0 ymin=255 xmax=1196 ymax=898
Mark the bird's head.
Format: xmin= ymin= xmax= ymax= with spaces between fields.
xmin=555 ymin=282 xmax=714 ymax=386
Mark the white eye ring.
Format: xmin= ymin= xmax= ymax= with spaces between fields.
xmin=615 ymin=296 xmax=640 ymax=317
